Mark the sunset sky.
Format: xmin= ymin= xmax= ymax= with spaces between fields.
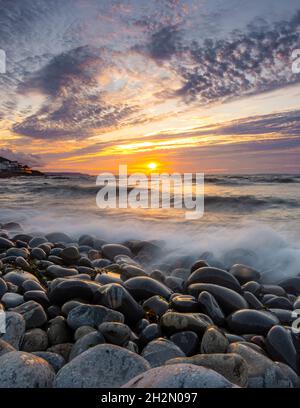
xmin=0 ymin=0 xmax=300 ymax=174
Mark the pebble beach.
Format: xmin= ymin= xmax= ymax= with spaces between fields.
xmin=1 ymin=221 xmax=300 ymax=388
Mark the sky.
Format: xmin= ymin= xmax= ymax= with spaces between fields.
xmin=0 ymin=0 xmax=300 ymax=174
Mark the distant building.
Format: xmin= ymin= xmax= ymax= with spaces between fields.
xmin=0 ymin=156 xmax=43 ymax=177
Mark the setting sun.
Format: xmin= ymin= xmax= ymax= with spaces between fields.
xmin=147 ymin=162 xmax=158 ymax=170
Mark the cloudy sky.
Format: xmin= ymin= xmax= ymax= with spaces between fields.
xmin=0 ymin=0 xmax=300 ymax=173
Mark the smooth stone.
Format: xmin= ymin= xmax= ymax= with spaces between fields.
xmin=188 ymin=283 xmax=248 ymax=315
xmin=67 ymin=304 xmax=124 ymax=330
xmin=201 ymin=326 xmax=229 ymax=354
xmin=225 ymin=334 xmax=246 ymax=343
xmin=171 ymin=268 xmax=190 ymax=280
xmin=294 ymin=297 xmax=300 ymax=309
xmin=230 ymin=264 xmax=261 ymax=284
xmin=243 ymin=291 xmax=263 ymax=310
xmin=47 ymin=305 xmax=61 ymax=319
xmin=60 ymin=246 xmax=80 ymax=264
xmin=48 ymin=280 xmax=94 ymax=305
xmin=127 ymin=341 xmax=139 ymax=353
xmin=279 ymin=277 xmax=300 ymax=296
xmin=228 ymin=342 xmax=299 ymax=388
xmin=0 ymin=351 xmax=55 ymax=388
xmin=0 ymin=339 xmax=16 ymax=357
xmin=143 ymin=296 xmax=169 ymax=317
xmin=264 ymin=296 xmax=293 ymax=310
xmin=33 ymin=352 xmax=65 ymax=373
xmin=141 ymin=338 xmax=185 ymax=368
xmin=0 ymin=237 xmax=14 ymax=250
xmin=46 ymin=265 xmax=78 ymax=278
xmin=0 ymin=312 xmax=25 ymax=349
xmin=1 ymin=293 xmax=24 ymax=308
xmin=135 ymin=319 xmax=150 ymax=334
xmin=164 ymin=276 xmax=184 ymax=292
xmin=47 ymin=316 xmax=72 ymax=345
xmin=15 ymin=257 xmax=31 ymax=270
xmin=92 ymin=259 xmax=111 ymax=268
xmin=7 ymin=247 xmax=29 ymax=259
xmin=261 ymin=285 xmax=286 ymax=297
xmin=45 ymin=232 xmax=72 ymax=244
xmin=101 ymin=244 xmax=133 ymax=261
xmin=47 ymin=343 xmax=73 ymax=361
xmin=120 ymin=265 xmax=147 ymax=281
xmin=74 ymin=326 xmax=96 ymax=341
xmin=124 ymin=276 xmax=172 ymax=301
xmin=69 ymin=331 xmax=105 ymax=360
xmin=227 ymin=310 xmax=279 ymax=335
xmin=12 ymin=301 xmax=47 ymax=329
xmin=3 ymin=271 xmax=39 ymax=287
xmin=198 ymin=291 xmax=226 ymax=326
xmin=47 ymin=256 xmax=64 ymax=265
xmin=31 ymin=247 xmax=46 ymax=260
xmin=78 ymin=257 xmax=92 ymax=267
xmin=160 ymin=312 xmax=213 ymax=336
xmin=166 ymin=353 xmax=248 ymax=387
xmin=21 ymin=328 xmax=48 ymax=352
xmin=78 ymin=234 xmax=95 ymax=247
xmin=123 ymin=363 xmax=237 ymax=388
xmin=23 ymin=290 xmax=49 ymax=308
xmin=269 ymin=309 xmax=295 ymax=325
xmin=61 ymin=300 xmax=84 ymax=316
xmin=150 ymin=270 xmax=165 ymax=283
xmin=170 ymin=294 xmax=200 ymax=313
xmin=55 ymin=344 xmax=150 ymax=388
xmin=2 ymin=222 xmax=22 ymax=231
xmin=95 ymin=274 xmax=123 ymax=285
xmin=98 ymin=322 xmax=131 ymax=346
xmin=242 ymin=281 xmax=261 ymax=295
xmin=186 ymin=267 xmax=241 ymax=293
xmin=266 ymin=325 xmax=300 ymax=374
xmin=170 ymin=331 xmax=199 ymax=357
xmin=38 ymin=244 xmax=51 ymax=255
xmin=77 ymin=266 xmax=94 ymax=275
xmin=191 ymin=260 xmax=209 ymax=273
xmin=29 ymin=237 xmax=48 ymax=248
xmin=139 ymin=324 xmax=161 ymax=347
xmin=94 ymin=283 xmax=144 ymax=325
xmin=12 ymin=234 xmax=32 ymax=243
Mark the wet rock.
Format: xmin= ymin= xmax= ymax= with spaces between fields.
xmin=223 ymin=248 xmax=256 ymax=269
xmin=12 ymin=301 xmax=47 ymax=329
xmin=101 ymin=244 xmax=133 ymax=261
xmin=0 ymin=351 xmax=55 ymax=388
xmin=0 ymin=237 xmax=14 ymax=250
xmin=74 ymin=325 xmax=96 ymax=341
xmin=61 ymin=300 xmax=83 ymax=316
xmin=124 ymin=276 xmax=172 ymax=301
xmin=95 ymin=274 xmax=123 ymax=285
xmin=230 ymin=264 xmax=260 ymax=284
xmin=46 ymin=265 xmax=78 ymax=279
xmin=69 ymin=331 xmax=105 ymax=360
xmin=279 ymin=277 xmax=300 ymax=296
xmin=188 ymin=283 xmax=248 ymax=315
xmin=98 ymin=322 xmax=131 ymax=346
xmin=198 ymin=291 xmax=226 ymax=326
xmin=139 ymin=324 xmax=161 ymax=347
xmin=47 ymin=316 xmax=72 ymax=345
xmin=165 ymin=276 xmax=184 ymax=292
xmin=170 ymin=331 xmax=199 ymax=357
xmin=191 ymin=260 xmax=209 ymax=273
xmin=123 ymin=363 xmax=237 ymax=388
xmin=201 ymin=326 xmax=229 ymax=354
xmin=0 ymin=339 xmax=16 ymax=357
xmin=23 ymin=290 xmax=49 ymax=308
xmin=45 ymin=232 xmax=72 ymax=244
xmin=143 ymin=296 xmax=168 ymax=317
xmin=243 ymin=291 xmax=263 ymax=310
xmin=94 ymin=283 xmax=144 ymax=325
xmin=67 ymin=304 xmax=124 ymax=330
xmin=264 ymin=296 xmax=293 ymax=310
xmin=15 ymin=256 xmax=31 ymax=270
xmin=141 ymin=338 xmax=185 ymax=367
xmin=60 ymin=246 xmax=80 ymax=264
xmin=160 ymin=312 xmax=212 ymax=336
xmin=242 ymin=281 xmax=261 ymax=295
xmin=1 ymin=293 xmax=24 ymax=308
xmin=170 ymin=294 xmax=200 ymax=313
xmin=120 ymin=265 xmax=147 ymax=281
xmin=166 ymin=353 xmax=248 ymax=387
xmin=48 ymin=279 xmax=94 ymax=305
xmin=21 ymin=328 xmax=48 ymax=352
xmin=261 ymin=284 xmax=286 ymax=297
xmin=0 ymin=312 xmax=25 ymax=349
xmin=228 ymin=342 xmax=298 ymax=388
xmin=47 ymin=343 xmax=73 ymax=361
xmin=227 ymin=309 xmax=279 ymax=335
xmin=268 ymin=309 xmax=294 ymax=325
xmin=186 ymin=267 xmax=241 ymax=293
xmin=266 ymin=325 xmax=300 ymax=374
xmin=29 ymin=237 xmax=48 ymax=248
xmin=150 ymin=270 xmax=165 ymax=283
xmin=31 ymin=247 xmax=46 ymax=260
xmin=33 ymin=351 xmax=65 ymax=373
xmin=4 ymin=271 xmax=39 ymax=287
xmin=55 ymin=344 xmax=150 ymax=388
xmin=0 ymin=277 xmax=7 ymax=298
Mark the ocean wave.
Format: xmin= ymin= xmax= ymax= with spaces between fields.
xmin=205 ymin=175 xmax=300 ymax=185
xmin=205 ymin=194 xmax=300 ymax=210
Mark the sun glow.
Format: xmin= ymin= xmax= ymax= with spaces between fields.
xmin=147 ymin=162 xmax=158 ymax=170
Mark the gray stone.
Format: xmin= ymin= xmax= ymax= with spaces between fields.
xmin=166 ymin=353 xmax=248 ymax=387
xmin=31 ymin=247 xmax=47 ymax=260
xmin=12 ymin=301 xmax=47 ymax=329
xmin=0 ymin=311 xmax=25 ymax=349
xmin=74 ymin=325 xmax=96 ymax=341
xmin=67 ymin=304 xmax=124 ymax=330
xmin=46 ymin=265 xmax=78 ymax=278
xmin=0 ymin=237 xmax=14 ymax=250
xmin=21 ymin=328 xmax=48 ymax=352
xmin=124 ymin=276 xmax=172 ymax=301
xmin=0 ymin=277 xmax=7 ymax=298
xmin=69 ymin=331 xmax=105 ymax=360
xmin=186 ymin=267 xmax=241 ymax=292
xmin=1 ymin=293 xmax=24 ymax=308
xmin=101 ymin=244 xmax=133 ymax=261
xmin=47 ymin=343 xmax=73 ymax=361
xmin=47 ymin=316 xmax=72 ymax=345
xmin=122 ymin=363 xmax=237 ymax=388
xmin=98 ymin=322 xmax=131 ymax=346
xmin=230 ymin=264 xmax=260 ymax=284
xmin=0 ymin=339 xmax=16 ymax=357
xmin=33 ymin=351 xmax=65 ymax=373
xmin=160 ymin=312 xmax=213 ymax=336
xmin=0 ymin=351 xmax=55 ymax=388
xmin=60 ymin=246 xmax=80 ymax=264
xmin=170 ymin=331 xmax=199 ymax=356
xmin=141 ymin=338 xmax=185 ymax=368
xmin=55 ymin=344 xmax=150 ymax=388
xmin=201 ymin=326 xmax=229 ymax=354
xmin=227 ymin=309 xmax=279 ymax=335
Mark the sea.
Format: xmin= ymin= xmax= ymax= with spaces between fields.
xmin=1 ymin=173 xmax=300 ymax=283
